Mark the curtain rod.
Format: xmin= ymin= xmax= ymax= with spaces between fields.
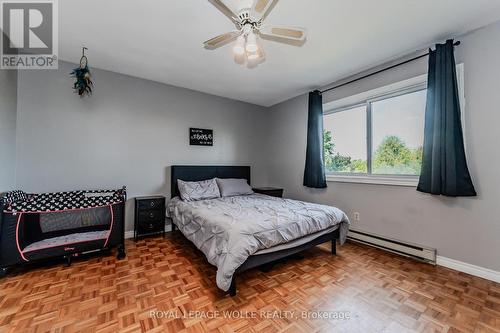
xmin=320 ymin=41 xmax=461 ymax=95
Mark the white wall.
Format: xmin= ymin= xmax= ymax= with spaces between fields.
xmin=265 ymin=21 xmax=500 ymax=272
xmin=16 ymin=61 xmax=269 ymax=230
xmin=0 ymin=66 xmax=17 ymax=193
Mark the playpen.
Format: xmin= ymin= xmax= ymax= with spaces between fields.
xmin=0 ymin=187 xmax=126 ymax=275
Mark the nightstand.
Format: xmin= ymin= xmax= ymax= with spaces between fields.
xmin=134 ymin=196 xmax=166 ymax=241
xmin=252 ymin=187 xmax=284 ymax=198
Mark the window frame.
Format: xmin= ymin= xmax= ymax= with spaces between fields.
xmin=323 ymin=64 xmax=465 ymax=187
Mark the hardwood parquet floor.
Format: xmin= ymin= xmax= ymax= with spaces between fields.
xmin=0 ymin=233 xmax=499 ymax=333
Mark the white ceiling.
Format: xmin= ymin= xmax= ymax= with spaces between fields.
xmin=59 ymin=0 xmax=500 ymax=107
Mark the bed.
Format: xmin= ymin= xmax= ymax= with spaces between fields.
xmin=167 ymin=166 xmax=349 ymax=296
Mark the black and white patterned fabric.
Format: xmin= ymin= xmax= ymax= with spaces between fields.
xmin=1 ymin=188 xmax=126 ymax=214
xmin=0 ymin=190 xmax=30 ymax=206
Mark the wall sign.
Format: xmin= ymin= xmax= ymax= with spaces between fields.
xmin=190 ymin=128 xmax=213 ymax=146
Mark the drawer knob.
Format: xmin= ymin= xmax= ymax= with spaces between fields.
xmin=149 ymin=212 xmax=154 ymax=218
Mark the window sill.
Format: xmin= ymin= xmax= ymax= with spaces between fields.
xmin=326 ymin=174 xmax=419 ymax=187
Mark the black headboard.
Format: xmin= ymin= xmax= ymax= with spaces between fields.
xmin=171 ymin=165 xmax=251 ymax=198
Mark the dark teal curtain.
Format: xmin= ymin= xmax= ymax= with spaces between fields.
xmin=303 ymin=90 xmax=327 ymax=188
xmin=417 ymin=40 xmax=476 ymax=196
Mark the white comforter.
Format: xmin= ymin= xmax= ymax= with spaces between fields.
xmin=167 ymin=194 xmax=350 ymax=291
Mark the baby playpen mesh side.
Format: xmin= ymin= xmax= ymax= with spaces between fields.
xmin=39 ymin=207 xmax=111 ymax=233
xmin=0 ymin=188 xmax=126 ymax=267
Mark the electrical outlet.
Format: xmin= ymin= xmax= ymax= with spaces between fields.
xmin=353 ymin=212 xmax=360 ymax=222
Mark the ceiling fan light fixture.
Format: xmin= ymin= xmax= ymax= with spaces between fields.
xmin=204 ymin=0 xmax=307 ymax=67
xmin=233 ymin=35 xmax=246 ymax=56
xmin=245 ymin=31 xmax=258 ymax=53
xmin=247 ymin=51 xmax=259 ymax=61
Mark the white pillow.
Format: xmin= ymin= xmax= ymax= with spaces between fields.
xmin=177 ymin=178 xmax=221 ymax=202
xmin=216 ymin=178 xmax=253 ymax=197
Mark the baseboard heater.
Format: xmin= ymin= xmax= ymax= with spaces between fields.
xmin=347 ymin=229 xmax=436 ymax=264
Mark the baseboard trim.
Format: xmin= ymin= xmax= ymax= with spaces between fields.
xmin=436 ymin=256 xmax=500 ymax=283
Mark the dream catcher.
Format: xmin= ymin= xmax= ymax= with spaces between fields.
xmin=71 ymin=47 xmax=93 ymax=97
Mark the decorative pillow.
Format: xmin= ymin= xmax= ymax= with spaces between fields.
xmin=177 ymin=178 xmax=221 ymax=202
xmin=216 ymin=178 xmax=254 ymax=197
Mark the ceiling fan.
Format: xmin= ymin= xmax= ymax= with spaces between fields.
xmin=203 ymin=0 xmax=307 ymax=66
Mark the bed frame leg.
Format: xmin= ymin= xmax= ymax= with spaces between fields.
xmin=331 ymin=239 xmax=337 ymax=255
xmin=229 ymin=278 xmax=236 ymax=297
xmin=64 ymin=255 xmax=72 ymax=267
xmin=117 ymin=244 xmax=126 ymax=260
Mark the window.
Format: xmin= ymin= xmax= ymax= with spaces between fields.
xmin=324 ymin=85 xmax=426 ymax=183
xmin=371 ymin=89 xmax=426 ymax=176
xmin=323 ymin=105 xmax=367 ymax=174
xmin=323 ymin=65 xmax=464 ymax=186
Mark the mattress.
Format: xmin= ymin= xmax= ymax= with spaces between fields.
xmin=23 ymin=230 xmax=109 ymax=253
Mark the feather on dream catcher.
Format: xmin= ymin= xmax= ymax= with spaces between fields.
xmin=71 ymin=47 xmax=93 ymax=97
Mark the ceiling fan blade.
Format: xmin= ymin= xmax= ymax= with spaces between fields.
xmin=259 ymin=25 xmax=307 ymax=45
xmin=252 ymin=0 xmax=279 ymax=21
xmin=208 ymin=0 xmax=239 ymax=24
xmin=203 ymin=31 xmax=241 ymax=49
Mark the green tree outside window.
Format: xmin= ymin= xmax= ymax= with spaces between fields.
xmin=324 ymin=130 xmax=422 ymax=175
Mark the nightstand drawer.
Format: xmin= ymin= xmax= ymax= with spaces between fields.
xmin=138 ymin=210 xmax=164 ymax=223
xmin=137 ymin=198 xmax=164 ymax=210
xmin=138 ymin=220 xmax=164 ymax=234
xmin=134 ymin=196 xmax=166 ymax=241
